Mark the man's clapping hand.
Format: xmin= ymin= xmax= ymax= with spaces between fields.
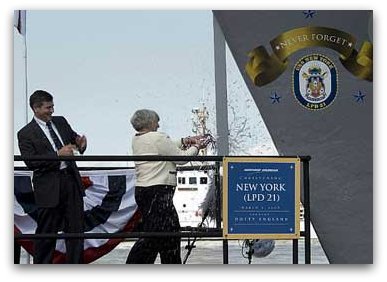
xmin=57 ymin=144 xmax=77 ymax=156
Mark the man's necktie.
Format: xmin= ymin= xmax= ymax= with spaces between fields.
xmin=46 ymin=121 xmax=64 ymax=150
xmin=46 ymin=121 xmax=73 ymax=169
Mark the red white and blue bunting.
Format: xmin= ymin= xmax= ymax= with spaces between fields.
xmin=14 ymin=169 xmax=141 ymax=264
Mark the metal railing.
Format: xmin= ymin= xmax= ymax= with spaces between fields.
xmin=14 ymin=155 xmax=311 ymax=264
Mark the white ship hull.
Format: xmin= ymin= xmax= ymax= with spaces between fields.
xmin=174 ymin=170 xmax=213 ymax=227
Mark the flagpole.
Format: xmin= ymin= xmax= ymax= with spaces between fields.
xmin=23 ymin=11 xmax=28 ymax=125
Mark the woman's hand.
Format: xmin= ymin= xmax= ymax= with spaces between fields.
xmin=182 ymin=135 xmax=202 ymax=146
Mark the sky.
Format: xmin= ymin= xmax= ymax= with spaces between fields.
xmin=13 ymin=10 xmax=276 ymax=160
xmin=14 ymin=11 xmax=216 ymax=156
xmin=3 ymin=0 xmax=387 ymax=280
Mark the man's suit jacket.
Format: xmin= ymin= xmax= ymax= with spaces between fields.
xmin=17 ymin=116 xmax=85 ymax=208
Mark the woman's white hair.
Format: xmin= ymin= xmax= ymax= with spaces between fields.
xmin=130 ymin=109 xmax=159 ymax=131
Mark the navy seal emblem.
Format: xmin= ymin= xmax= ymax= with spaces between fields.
xmin=293 ymin=54 xmax=337 ymax=110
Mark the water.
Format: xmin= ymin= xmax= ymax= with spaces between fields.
xmin=96 ymin=239 xmax=329 ymax=264
xmin=17 ymin=238 xmax=329 ymax=264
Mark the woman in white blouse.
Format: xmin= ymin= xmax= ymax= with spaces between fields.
xmin=126 ymin=109 xmax=206 ymax=264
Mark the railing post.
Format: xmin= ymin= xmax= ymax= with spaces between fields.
xmin=292 ymin=239 xmax=298 ymax=264
xmin=303 ymin=158 xmax=311 ymax=264
xmin=14 ymin=240 xmax=21 ymax=264
xmin=214 ymin=161 xmax=222 ymax=229
xmin=223 ymin=239 xmax=229 ymax=264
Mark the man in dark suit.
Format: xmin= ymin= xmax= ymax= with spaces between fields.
xmin=17 ymin=90 xmax=87 ymax=264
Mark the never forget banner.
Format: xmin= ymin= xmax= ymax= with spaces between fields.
xmin=213 ymin=10 xmax=373 ymax=263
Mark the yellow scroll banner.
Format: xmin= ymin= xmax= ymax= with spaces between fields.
xmin=245 ymin=26 xmax=373 ymax=86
